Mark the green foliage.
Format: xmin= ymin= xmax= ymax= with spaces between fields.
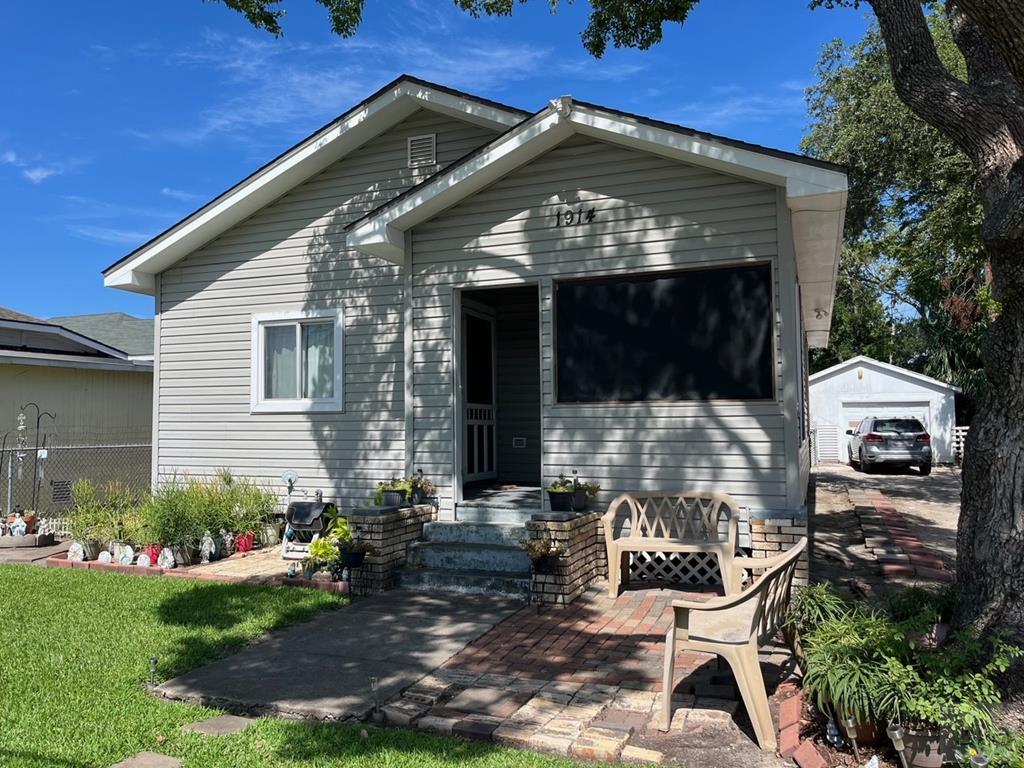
xmin=962 ymin=728 xmax=1024 ymax=768
xmin=147 ymin=478 xmax=206 ymax=547
xmin=68 ymin=479 xmax=146 ymax=545
xmin=883 ymin=584 xmax=957 ymax=630
xmin=303 ymin=535 xmax=341 ymax=571
xmin=785 ymin=581 xmax=849 ymax=636
xmin=872 ymin=632 xmax=1023 ymax=738
xmin=802 ymin=16 xmax=989 ymax=398
xmin=208 ymin=0 xmax=365 ymax=37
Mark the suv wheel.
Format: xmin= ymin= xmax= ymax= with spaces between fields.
xmin=849 ymin=447 xmax=860 ymax=471
xmin=860 ymin=448 xmax=873 ymax=474
xmin=920 ymin=462 xmax=932 ymax=476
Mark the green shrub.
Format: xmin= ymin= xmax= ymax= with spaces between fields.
xmin=883 ymin=584 xmax=957 ymax=632
xmin=67 ymin=479 xmax=106 ymax=542
xmin=68 ymin=479 xmax=146 ymax=545
xmin=145 ymin=478 xmax=205 ymax=547
xmin=786 ymin=581 xmax=849 ymax=636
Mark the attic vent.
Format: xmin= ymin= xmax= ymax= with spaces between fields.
xmin=407 ymin=134 xmax=436 ymax=168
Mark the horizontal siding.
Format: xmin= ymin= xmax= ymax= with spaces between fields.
xmin=157 ymin=109 xmax=497 ymax=508
xmin=411 ymin=135 xmax=787 ymax=517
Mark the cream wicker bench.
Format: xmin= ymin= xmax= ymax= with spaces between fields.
xmin=601 ymin=491 xmax=741 ymax=598
xmin=659 ymin=537 xmax=807 ymax=751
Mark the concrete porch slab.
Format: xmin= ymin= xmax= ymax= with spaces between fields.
xmin=154 ymin=591 xmax=521 ymax=721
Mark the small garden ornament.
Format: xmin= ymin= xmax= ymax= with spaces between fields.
xmin=9 ymin=513 xmax=27 ymax=537
xmin=67 ymin=542 xmax=84 ymax=562
xmin=220 ymin=529 xmax=235 ymax=557
xmin=199 ymin=530 xmax=216 ymax=564
xmin=157 ymin=547 xmax=176 ymax=569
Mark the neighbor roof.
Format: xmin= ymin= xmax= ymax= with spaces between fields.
xmin=0 ymin=306 xmax=43 ymax=323
xmin=0 ymin=306 xmax=144 ymax=362
xmin=103 ymin=75 xmax=527 ymax=294
xmin=49 ymin=312 xmax=154 ymax=357
xmin=809 ymin=355 xmax=962 ymax=393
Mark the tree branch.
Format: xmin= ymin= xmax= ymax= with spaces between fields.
xmin=868 ymin=0 xmax=1008 ymax=162
xmin=955 ymin=0 xmax=1024 ymax=94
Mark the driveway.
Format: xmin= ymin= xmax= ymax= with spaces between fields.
xmin=814 ymin=462 xmax=961 ymax=560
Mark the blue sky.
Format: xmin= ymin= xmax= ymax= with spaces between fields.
xmin=1 ymin=0 xmax=869 ymax=319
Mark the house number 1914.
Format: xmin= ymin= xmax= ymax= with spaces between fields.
xmin=553 ymin=207 xmax=596 ymax=227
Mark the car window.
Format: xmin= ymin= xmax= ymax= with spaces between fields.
xmin=873 ymin=418 xmax=925 ymax=433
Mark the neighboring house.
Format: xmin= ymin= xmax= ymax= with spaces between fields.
xmin=0 ymin=307 xmax=153 ymax=442
xmin=49 ymin=312 xmax=155 ymax=363
xmin=102 ymin=75 xmax=847 ymax=526
xmin=809 ymin=355 xmax=960 ymax=464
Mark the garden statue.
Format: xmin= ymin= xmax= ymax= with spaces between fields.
xmin=9 ymin=513 xmax=27 ymax=537
xmin=97 ymin=550 xmax=112 ymax=564
xmin=117 ymin=544 xmax=134 ymax=566
xmin=157 ymin=548 xmax=175 ymax=569
xmin=136 ymin=554 xmax=151 ymax=568
xmin=199 ymin=530 xmax=215 ymax=564
xmin=67 ymin=542 xmax=84 ymax=562
xmin=220 ymin=529 xmax=235 ymax=557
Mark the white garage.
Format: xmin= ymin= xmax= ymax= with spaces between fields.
xmin=809 ymin=355 xmax=960 ymax=464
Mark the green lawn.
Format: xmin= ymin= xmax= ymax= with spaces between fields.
xmin=0 ymin=566 xmax=581 ymax=768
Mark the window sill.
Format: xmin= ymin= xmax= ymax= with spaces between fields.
xmin=250 ymin=400 xmax=344 ymax=415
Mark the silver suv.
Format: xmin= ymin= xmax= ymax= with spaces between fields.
xmin=847 ymin=417 xmax=933 ymax=475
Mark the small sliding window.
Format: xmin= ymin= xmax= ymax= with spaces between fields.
xmin=251 ymin=309 xmax=343 ymax=413
xmin=554 ymin=263 xmax=775 ymax=403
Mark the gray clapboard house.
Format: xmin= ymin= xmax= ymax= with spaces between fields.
xmin=103 ymin=76 xmax=846 ymax=590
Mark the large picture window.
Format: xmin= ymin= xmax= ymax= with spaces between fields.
xmin=555 ymin=263 xmax=775 ymax=403
xmin=251 ymin=309 xmax=343 ymax=413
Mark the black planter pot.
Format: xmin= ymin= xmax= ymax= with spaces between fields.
xmin=548 ymin=489 xmax=587 ymax=512
xmin=381 ymin=489 xmax=408 ymax=507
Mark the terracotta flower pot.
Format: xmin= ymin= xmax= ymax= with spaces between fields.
xmin=894 ymin=727 xmax=953 ymax=768
xmin=235 ymin=532 xmax=255 ymax=553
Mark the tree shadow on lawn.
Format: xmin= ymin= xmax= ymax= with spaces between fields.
xmin=267 ymin=719 xmax=569 ymax=767
xmin=154 ymin=581 xmax=343 ymax=678
xmin=0 ymin=748 xmax=92 ymax=768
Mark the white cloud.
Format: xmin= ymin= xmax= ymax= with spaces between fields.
xmin=71 ymin=225 xmax=158 ymax=245
xmin=160 ymin=187 xmax=203 ymax=203
xmin=23 ymin=167 xmax=59 ymax=184
xmin=1 ymin=150 xmax=17 ymax=165
xmin=655 ymin=82 xmax=807 ymax=133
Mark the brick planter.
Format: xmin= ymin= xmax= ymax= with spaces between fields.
xmin=345 ymin=504 xmax=436 ymax=594
xmin=526 ymin=511 xmax=607 ymax=606
xmin=749 ymin=514 xmax=809 ymax=586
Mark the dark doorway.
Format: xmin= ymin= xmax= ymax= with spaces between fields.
xmin=461 ymin=285 xmax=541 ymax=489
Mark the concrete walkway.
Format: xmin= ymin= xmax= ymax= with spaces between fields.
xmin=155 ymin=590 xmax=522 ymax=721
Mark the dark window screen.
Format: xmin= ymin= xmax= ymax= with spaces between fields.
xmin=464 ymin=313 xmax=494 ymax=404
xmin=555 ymin=264 xmax=775 ymax=402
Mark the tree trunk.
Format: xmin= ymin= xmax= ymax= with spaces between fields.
xmin=956 ymin=236 xmax=1024 ymax=724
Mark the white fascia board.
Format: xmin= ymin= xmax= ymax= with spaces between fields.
xmin=348 ymin=111 xmax=572 ymax=258
xmin=0 ymin=349 xmax=153 ymax=372
xmin=809 ymin=355 xmax=962 ymax=393
xmin=104 ymin=81 xmax=524 ymax=294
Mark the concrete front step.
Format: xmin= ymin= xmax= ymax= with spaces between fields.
xmin=455 ymin=504 xmax=538 ymax=525
xmin=396 ymin=566 xmax=531 ymax=600
xmin=423 ymin=521 xmax=527 ymax=548
xmin=408 ymin=540 xmax=531 ymax=573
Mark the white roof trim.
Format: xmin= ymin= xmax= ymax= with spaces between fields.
xmin=103 ymin=78 xmax=524 ymax=295
xmin=0 ymin=349 xmax=153 ymax=372
xmin=0 ymin=319 xmax=130 ymax=359
xmin=348 ymin=98 xmax=847 ymax=342
xmin=809 ymin=355 xmax=962 ymax=393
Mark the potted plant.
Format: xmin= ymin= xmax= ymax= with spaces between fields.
xmin=67 ymin=479 xmax=106 ymax=560
xmin=874 ymin=632 xmax=1022 ymax=768
xmin=524 ymin=535 xmax=563 ymax=574
xmin=547 ymin=472 xmax=600 ymax=512
xmin=802 ymin=610 xmax=903 ymax=747
xmin=407 ymin=469 xmax=437 ymax=505
xmin=144 ymin=480 xmax=204 ymax=565
xmin=301 ymin=535 xmax=339 ymax=579
xmin=375 ymin=476 xmax=412 ymax=507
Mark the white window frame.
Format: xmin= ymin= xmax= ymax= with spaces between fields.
xmin=250 ymin=308 xmax=344 ymax=414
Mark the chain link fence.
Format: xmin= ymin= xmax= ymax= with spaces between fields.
xmin=1 ymin=442 xmax=151 ymax=537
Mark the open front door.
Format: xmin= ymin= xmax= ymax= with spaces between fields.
xmin=462 ymin=307 xmax=497 ymax=482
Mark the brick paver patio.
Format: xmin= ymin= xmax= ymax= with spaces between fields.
xmin=385 ymin=582 xmax=797 ymax=765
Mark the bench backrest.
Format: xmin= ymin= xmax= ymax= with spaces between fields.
xmin=744 ymin=537 xmax=806 ymax=646
xmin=607 ymin=491 xmax=740 ymax=541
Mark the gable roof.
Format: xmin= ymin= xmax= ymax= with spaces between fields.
xmin=49 ymin=312 xmax=154 ymax=357
xmin=346 ymin=96 xmax=848 ymax=347
xmin=808 ymin=355 xmax=962 ymax=393
xmin=102 ymin=75 xmax=527 ymax=294
xmin=0 ymin=307 xmax=148 ymax=364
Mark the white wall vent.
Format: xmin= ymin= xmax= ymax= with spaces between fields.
xmin=407 ymin=134 xmax=436 ymax=168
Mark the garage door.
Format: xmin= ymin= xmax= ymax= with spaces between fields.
xmin=837 ymin=401 xmax=932 ymax=461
